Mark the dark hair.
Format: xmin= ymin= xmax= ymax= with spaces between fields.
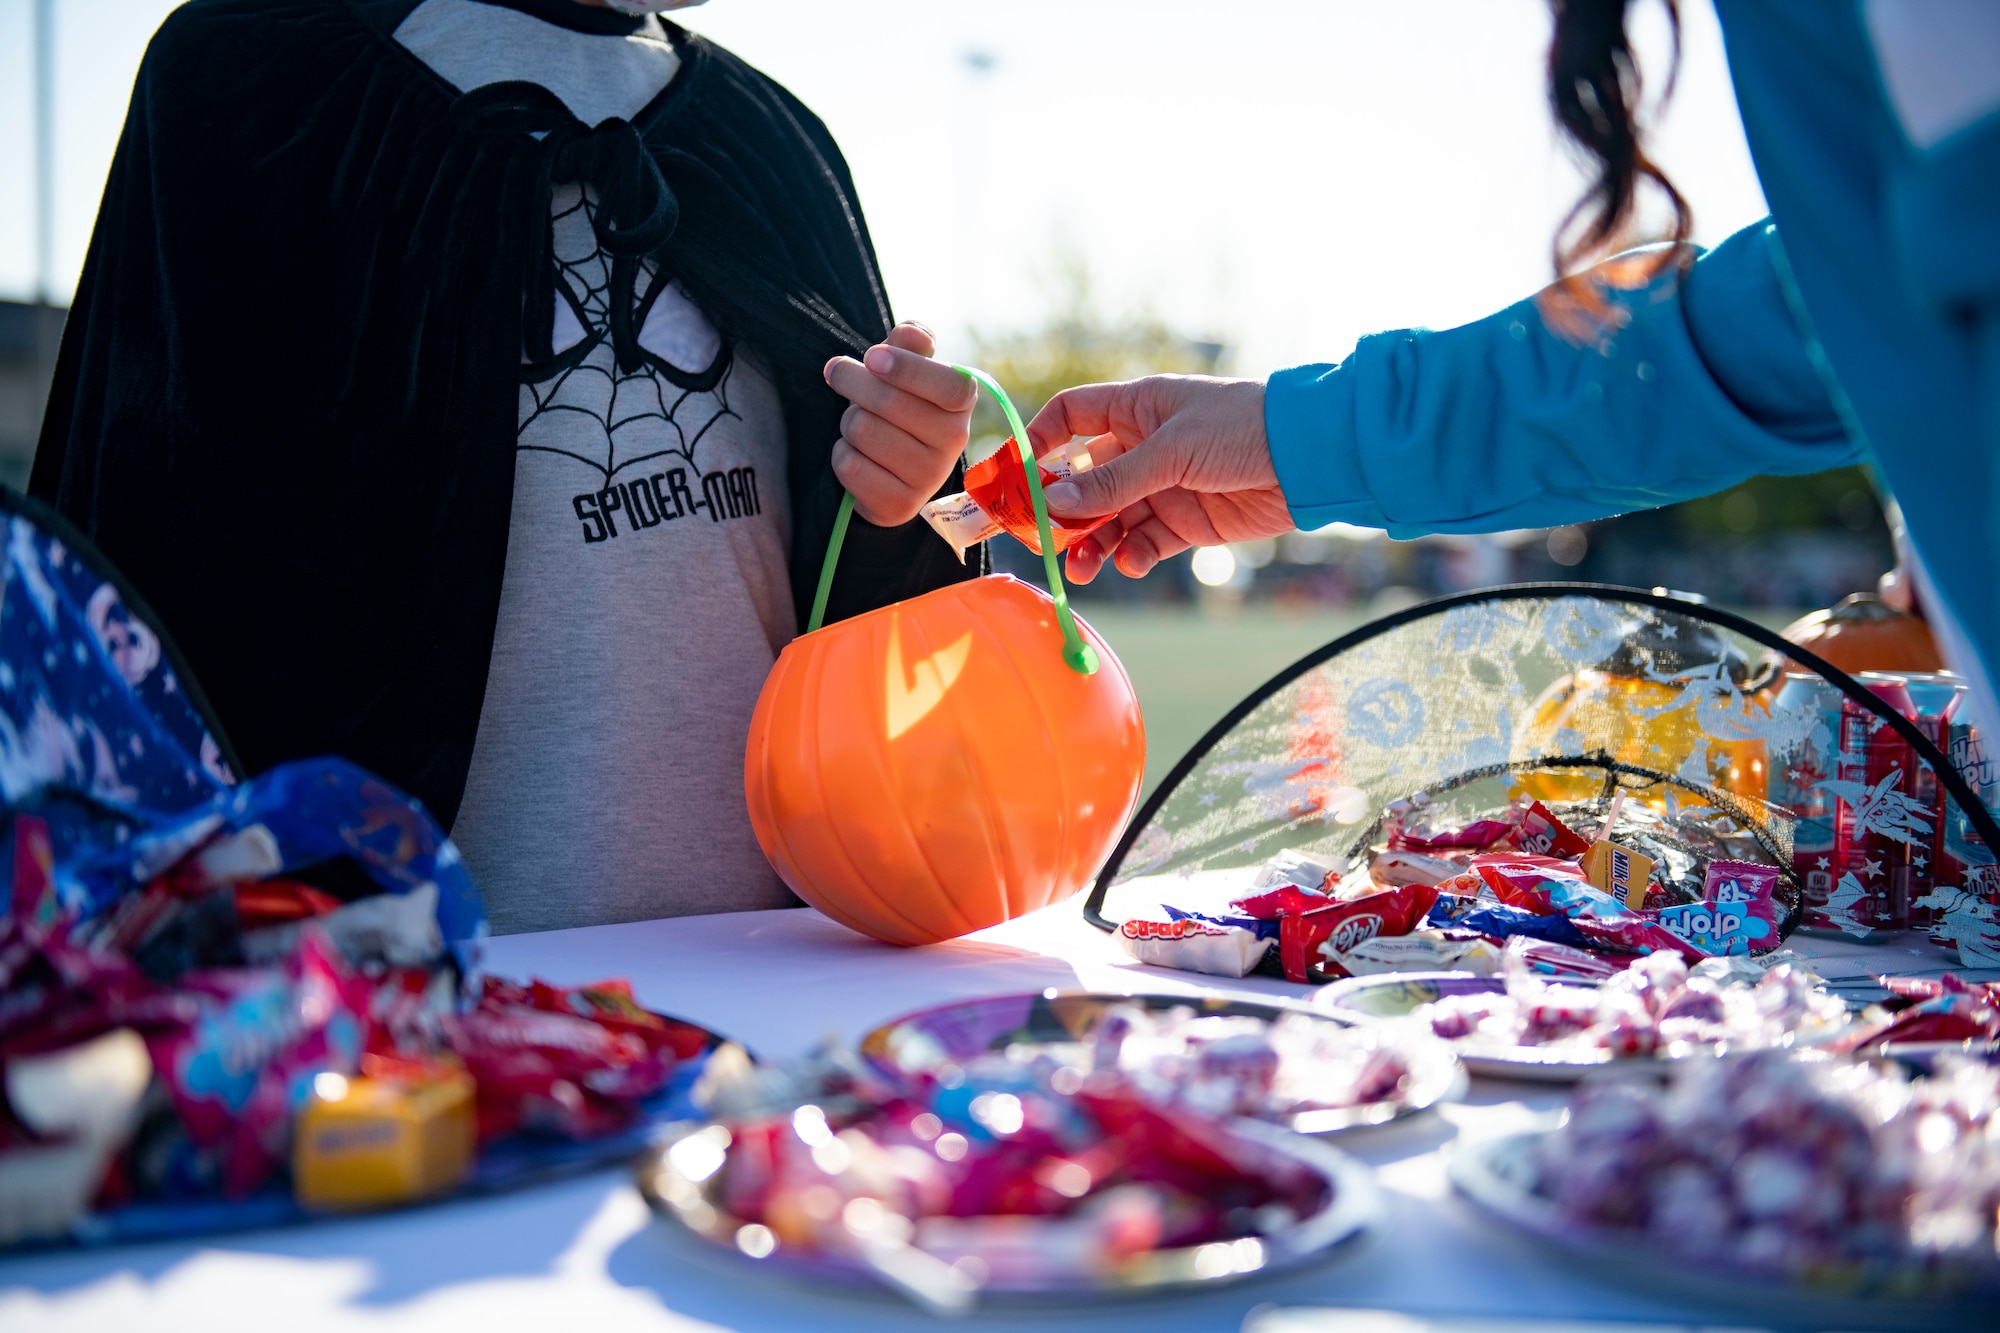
xmin=1546 ymin=0 xmax=1690 ymax=279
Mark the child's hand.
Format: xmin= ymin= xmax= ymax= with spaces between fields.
xmin=824 ymin=322 xmax=977 ymax=527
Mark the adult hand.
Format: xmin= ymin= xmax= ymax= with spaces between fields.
xmin=1026 ymin=375 xmax=1291 ymax=583
xmin=824 ymin=322 xmax=978 ymax=527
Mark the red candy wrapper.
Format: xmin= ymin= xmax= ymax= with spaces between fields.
xmin=445 ymin=977 xmax=687 ymax=1142
xmin=531 ymin=978 xmax=711 ymax=1062
xmin=1230 ymin=884 xmax=1333 ymax=920
xmin=1513 ymin=802 xmax=1592 ymax=858
xmin=1280 ymin=884 xmax=1439 ymax=982
xmin=1389 ymin=817 xmax=1518 ymax=854
xmin=232 ymin=879 xmax=343 ymax=929
xmin=1833 ymin=973 xmax=2000 ymax=1051
xmin=962 ymin=439 xmax=1113 ymax=557
xmin=1473 ymin=854 xmax=1710 ymax=963
xmin=1471 ymin=854 xmax=1598 ymax=913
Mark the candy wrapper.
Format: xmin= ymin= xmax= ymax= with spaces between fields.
xmin=920 ymin=437 xmax=1112 ymax=561
xmin=1472 ymin=856 xmax=1714 ymax=962
xmin=669 ymin=1034 xmax=1335 ymax=1294
xmin=1321 ymin=930 xmax=1503 ymax=977
xmin=1249 ymin=848 xmax=1342 ymax=893
xmin=1831 ymin=973 xmax=2000 ymax=1052
xmin=1412 ymin=946 xmax=1850 ymax=1062
xmin=1532 ymin=1050 xmax=2000 ymax=1282
xmin=1271 ymin=884 xmax=1438 ymax=983
xmin=1654 ymin=861 xmax=1780 ymax=957
xmin=1115 ymin=915 xmax=1271 ymax=978
xmin=1514 ymin=802 xmax=1593 ymax=859
xmin=147 ymin=928 xmax=371 ymax=1196
xmin=1388 ymin=816 xmax=1518 ymax=855
xmin=1368 ymin=847 xmax=1464 ymax=889
xmin=1580 ymin=839 xmax=1655 ymax=909
xmin=443 ymin=977 xmax=688 ymax=1142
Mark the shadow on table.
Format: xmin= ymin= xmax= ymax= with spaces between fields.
xmin=601 ymin=1208 xmax=1391 ymax=1333
xmin=0 ymin=1171 xmax=617 ymax=1305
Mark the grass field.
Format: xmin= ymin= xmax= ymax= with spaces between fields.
xmin=1074 ymin=604 xmax=1372 ymax=798
xmin=1075 ymin=601 xmax=1801 ymax=801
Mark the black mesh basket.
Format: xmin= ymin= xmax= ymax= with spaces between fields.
xmin=1083 ymin=584 xmax=2000 ymax=947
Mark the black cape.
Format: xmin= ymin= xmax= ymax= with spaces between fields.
xmin=32 ymin=0 xmax=977 ymax=826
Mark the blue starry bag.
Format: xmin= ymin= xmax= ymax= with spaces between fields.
xmin=0 ymin=487 xmax=486 ymax=966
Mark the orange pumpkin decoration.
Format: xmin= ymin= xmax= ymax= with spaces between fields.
xmin=743 ymin=574 xmax=1145 ymax=946
xmin=1519 ymin=669 xmax=1768 ymax=806
xmin=1780 ymin=592 xmax=1942 ymax=675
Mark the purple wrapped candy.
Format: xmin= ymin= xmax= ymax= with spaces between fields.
xmin=1521 ymin=986 xmax=1600 ymax=1043
xmin=1535 ymin=1050 xmax=2000 ymax=1278
xmin=1657 ymin=977 xmax=1727 ymax=1025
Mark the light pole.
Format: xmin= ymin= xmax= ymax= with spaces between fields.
xmin=30 ymin=0 xmax=62 ymax=469
xmin=34 ymin=0 xmax=56 ymax=307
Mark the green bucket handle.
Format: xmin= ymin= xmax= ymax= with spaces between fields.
xmin=805 ymin=363 xmax=1099 ymax=676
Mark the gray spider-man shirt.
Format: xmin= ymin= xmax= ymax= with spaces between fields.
xmin=397 ymin=0 xmax=797 ymax=931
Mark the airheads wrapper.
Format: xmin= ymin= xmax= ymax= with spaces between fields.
xmin=1514 ymin=802 xmax=1591 ymax=858
xmin=1280 ymin=883 xmax=1438 ymax=982
xmin=1116 ymin=916 xmax=1271 ymax=978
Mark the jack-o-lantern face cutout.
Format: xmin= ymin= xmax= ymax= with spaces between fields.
xmin=744 ymin=575 xmax=1144 ymax=946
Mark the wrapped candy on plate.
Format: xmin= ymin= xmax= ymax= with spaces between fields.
xmin=1522 ymin=1050 xmax=2000 ymax=1290
xmin=642 ymin=1034 xmax=1377 ymax=1310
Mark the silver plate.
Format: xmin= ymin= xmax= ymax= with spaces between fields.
xmin=1450 ymin=1129 xmax=2000 ymax=1325
xmin=1314 ymin=971 xmax=1678 ymax=1084
xmin=860 ymin=990 xmax=1465 ymax=1133
xmin=636 ymin=1114 xmax=1381 ymax=1313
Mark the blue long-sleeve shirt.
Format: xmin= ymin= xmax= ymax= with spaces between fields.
xmin=1265 ymin=0 xmax=1999 ymax=706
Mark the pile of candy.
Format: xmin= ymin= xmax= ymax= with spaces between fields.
xmin=1415 ymin=944 xmax=1851 ymax=1062
xmin=664 ymin=1040 xmax=1332 ymax=1289
xmin=1832 ymin=975 xmax=2000 ymax=1054
xmin=0 ymin=811 xmax=705 ymax=1243
xmin=1533 ymin=1050 xmax=2000 ymax=1282
xmin=1119 ymin=799 xmax=1789 ymax=984
xmin=1085 ymin=1004 xmax=1412 ymax=1122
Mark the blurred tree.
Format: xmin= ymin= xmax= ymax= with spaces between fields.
xmin=1675 ymin=466 xmax=1883 ymax=537
xmin=967 ymin=249 xmax=1225 ymax=448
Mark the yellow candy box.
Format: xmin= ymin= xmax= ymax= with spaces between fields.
xmin=293 ymin=1061 xmax=475 ymax=1211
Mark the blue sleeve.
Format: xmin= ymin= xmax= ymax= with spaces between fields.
xmin=1264 ymin=220 xmax=1863 ymax=537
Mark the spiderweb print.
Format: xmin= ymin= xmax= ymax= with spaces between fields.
xmin=518 ymin=185 xmax=739 ymax=492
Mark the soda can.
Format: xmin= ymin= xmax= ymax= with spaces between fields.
xmin=1897 ymin=671 xmax=1964 ymax=928
xmin=1768 ymin=672 xmax=1844 ymax=927
xmin=1935 ymin=716 xmax=2000 ymax=945
xmin=1832 ymin=673 xmax=1920 ymax=933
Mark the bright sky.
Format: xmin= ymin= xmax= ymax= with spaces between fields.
xmin=0 ymin=0 xmax=1768 ymax=376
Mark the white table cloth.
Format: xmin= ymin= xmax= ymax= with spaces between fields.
xmin=0 ymin=902 xmax=1986 ymax=1333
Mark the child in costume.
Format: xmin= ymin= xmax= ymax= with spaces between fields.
xmin=33 ymin=0 xmax=978 ymax=932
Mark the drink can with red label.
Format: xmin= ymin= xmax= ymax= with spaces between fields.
xmin=1832 ymin=673 xmax=1921 ymax=933
xmin=1936 ymin=715 xmax=2000 ymax=945
xmin=1769 ymin=672 xmax=1844 ymax=928
xmin=1898 ymin=672 xmax=1964 ymax=927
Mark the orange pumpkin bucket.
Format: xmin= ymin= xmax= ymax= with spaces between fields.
xmin=743 ymin=367 xmax=1146 ymax=945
